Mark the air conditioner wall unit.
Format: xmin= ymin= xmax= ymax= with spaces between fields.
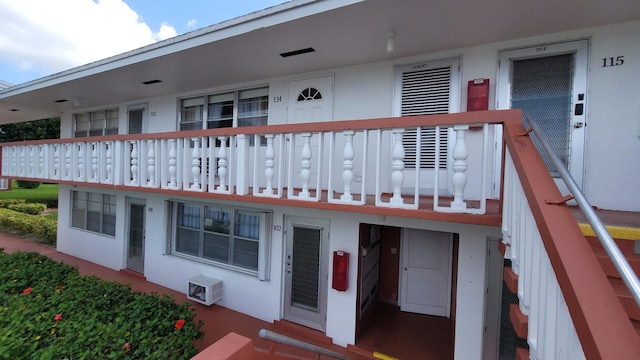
xmin=187 ymin=275 xmax=222 ymax=306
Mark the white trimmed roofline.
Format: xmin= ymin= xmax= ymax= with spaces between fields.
xmin=0 ymin=0 xmax=362 ymax=97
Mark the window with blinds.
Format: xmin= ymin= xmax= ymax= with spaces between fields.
xmin=170 ymin=200 xmax=271 ymax=279
xmin=179 ymin=87 xmax=268 ymax=131
xmin=74 ymin=108 xmax=119 ymax=137
xmin=399 ymin=64 xmax=454 ymax=169
xmin=71 ymin=190 xmax=116 ymax=236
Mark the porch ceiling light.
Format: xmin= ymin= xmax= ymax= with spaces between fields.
xmin=386 ymin=32 xmax=395 ymax=53
xmin=142 ymin=79 xmax=163 ymax=85
xmin=279 ymin=47 xmax=315 ymax=58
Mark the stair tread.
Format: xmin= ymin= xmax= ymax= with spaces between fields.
xmin=593 ymin=248 xmax=640 ymax=279
xmin=586 ymin=235 xmax=638 ymax=255
xmin=608 ymin=278 xmax=640 ymax=321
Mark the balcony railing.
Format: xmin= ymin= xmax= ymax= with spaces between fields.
xmin=502 ymin=119 xmax=640 ymax=359
xmin=0 ymin=111 xmax=507 ymax=214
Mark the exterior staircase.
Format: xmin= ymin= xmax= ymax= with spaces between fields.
xmin=504 ymin=227 xmax=640 ymax=359
xmin=585 ymin=234 xmax=640 ymax=339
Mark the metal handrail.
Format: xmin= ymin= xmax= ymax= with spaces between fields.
xmin=525 ymin=117 xmax=640 ymax=308
xmin=258 ymin=329 xmax=350 ymax=360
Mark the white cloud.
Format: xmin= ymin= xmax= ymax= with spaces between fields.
xmin=0 ymin=0 xmax=177 ymax=79
xmin=155 ymin=23 xmax=178 ymax=41
xmin=187 ymin=19 xmax=198 ymax=29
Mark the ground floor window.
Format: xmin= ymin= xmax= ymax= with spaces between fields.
xmin=71 ymin=191 xmax=116 ymax=236
xmin=169 ymin=201 xmax=271 ymax=280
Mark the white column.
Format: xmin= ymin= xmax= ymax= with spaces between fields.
xmin=263 ymin=134 xmax=275 ymax=195
xmin=340 ymin=130 xmax=355 ymax=201
xmin=299 ymin=132 xmax=312 ymax=198
xmin=147 ymin=140 xmax=156 ymax=186
xmin=390 ymin=128 xmax=405 ymax=205
xmin=168 ymin=139 xmax=177 ymax=187
xmin=216 ymin=136 xmax=227 ymax=191
xmin=451 ymin=125 xmax=469 ymax=210
xmin=191 ymin=137 xmax=201 ymax=190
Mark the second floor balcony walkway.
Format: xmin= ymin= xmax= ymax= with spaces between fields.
xmin=0 ymin=111 xmax=516 ymax=225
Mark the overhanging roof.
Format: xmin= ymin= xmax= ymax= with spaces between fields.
xmin=1 ymin=0 xmax=639 ymax=124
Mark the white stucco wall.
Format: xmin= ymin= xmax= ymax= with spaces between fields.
xmin=58 ymin=20 xmax=640 ymax=210
xmin=55 ymin=183 xmax=500 ymax=352
xmin=52 ymin=18 xmax=640 ymax=358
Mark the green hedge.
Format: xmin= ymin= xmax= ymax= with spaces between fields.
xmin=0 ymin=208 xmax=57 ymax=245
xmin=0 ymin=199 xmax=26 ymax=207
xmin=0 ymin=251 xmax=204 ymax=359
xmin=7 ymin=203 xmax=47 ymax=215
xmin=16 ymin=180 xmax=41 ymax=189
xmin=0 ymin=200 xmax=50 ymax=215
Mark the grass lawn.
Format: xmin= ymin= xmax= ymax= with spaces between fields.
xmin=0 ymin=250 xmax=203 ymax=359
xmin=0 ymin=181 xmax=58 ymax=207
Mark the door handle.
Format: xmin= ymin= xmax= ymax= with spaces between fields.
xmin=573 ymin=122 xmax=584 ymax=128
xmin=403 ymin=267 xmax=408 ymax=271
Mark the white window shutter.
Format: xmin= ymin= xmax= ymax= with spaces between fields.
xmin=401 ymin=66 xmax=452 ymax=169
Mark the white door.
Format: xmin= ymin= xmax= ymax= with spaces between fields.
xmin=288 ymin=75 xmax=334 ymax=125
xmin=126 ymin=198 xmax=146 ymax=273
xmin=287 ymin=76 xmax=334 ymax=191
xmin=498 ymin=40 xmax=588 ymax=190
xmin=400 ymin=228 xmax=452 ymax=317
xmin=283 ymin=217 xmax=330 ymax=331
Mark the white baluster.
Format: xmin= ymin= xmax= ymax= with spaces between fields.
xmin=168 ymin=139 xmax=177 ymax=187
xmin=20 ymin=146 xmax=26 ymax=176
xmin=191 ymin=138 xmax=201 ymax=190
xmin=130 ymin=141 xmax=139 ymax=185
xmin=390 ymin=129 xmax=405 ymax=205
xmin=217 ymin=136 xmax=227 ymax=191
xmin=77 ymin=143 xmax=84 ymax=180
xmin=341 ymin=130 xmax=355 ymax=201
xmin=263 ymin=134 xmax=275 ymax=195
xmin=65 ymin=144 xmax=71 ymax=179
xmin=147 ymin=140 xmax=155 ymax=186
xmin=105 ymin=143 xmax=113 ymax=182
xmin=91 ymin=143 xmax=98 ymax=181
xmin=299 ymin=133 xmax=312 ymax=198
xmin=38 ymin=145 xmax=45 ymax=178
xmin=29 ymin=146 xmax=35 ymax=177
xmin=54 ymin=144 xmax=60 ymax=178
xmin=451 ymin=125 xmax=469 ymax=209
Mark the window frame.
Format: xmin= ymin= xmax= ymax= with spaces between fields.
xmin=169 ymin=200 xmax=271 ymax=280
xmin=71 ymin=190 xmax=117 ymax=237
xmin=178 ymin=86 xmax=269 ymax=132
xmin=74 ymin=107 xmax=119 ymax=137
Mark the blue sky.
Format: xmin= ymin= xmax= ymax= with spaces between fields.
xmin=0 ymin=0 xmax=287 ymax=86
